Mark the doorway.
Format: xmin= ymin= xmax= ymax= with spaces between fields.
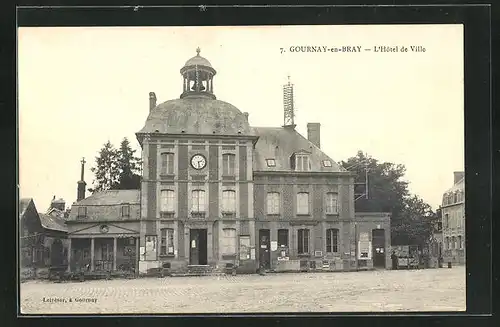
xmin=50 ymin=239 xmax=64 ymax=267
xmin=259 ymin=229 xmax=271 ymax=270
xmin=189 ymin=229 xmax=207 ymax=265
xmin=372 ymin=229 xmax=386 ymax=268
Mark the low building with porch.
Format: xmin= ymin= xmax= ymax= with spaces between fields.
xmin=66 ymin=190 xmax=140 ymax=276
xmin=19 ymin=198 xmax=69 ymax=279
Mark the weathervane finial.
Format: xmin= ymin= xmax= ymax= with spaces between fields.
xmin=196 ymin=47 xmax=201 ymax=56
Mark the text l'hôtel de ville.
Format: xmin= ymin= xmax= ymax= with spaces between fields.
xmin=281 ymin=45 xmax=426 ymax=53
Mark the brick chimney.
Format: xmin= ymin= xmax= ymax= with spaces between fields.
xmin=149 ymin=92 xmax=157 ymax=111
xmin=307 ymin=123 xmax=321 ymax=148
xmin=453 ymin=171 xmax=464 ymax=184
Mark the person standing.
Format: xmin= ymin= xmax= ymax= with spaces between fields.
xmin=391 ymin=251 xmax=398 ymax=270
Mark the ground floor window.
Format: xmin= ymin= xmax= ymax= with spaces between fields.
xmin=297 ymin=229 xmax=310 ymax=254
xmin=277 ymin=229 xmax=288 ymax=248
xmin=160 ymin=228 xmax=174 ymax=255
xmin=221 ymin=228 xmax=237 ymax=255
xmin=239 ymin=235 xmax=250 ymax=260
xmin=326 ymin=228 xmax=339 ymax=253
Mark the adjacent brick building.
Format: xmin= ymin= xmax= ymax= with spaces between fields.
xmin=68 ymin=49 xmax=391 ymax=275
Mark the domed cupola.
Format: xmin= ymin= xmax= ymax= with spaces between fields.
xmin=180 ymin=47 xmax=216 ymax=100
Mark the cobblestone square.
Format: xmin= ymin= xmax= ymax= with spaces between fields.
xmin=20 ymin=266 xmax=465 ymax=314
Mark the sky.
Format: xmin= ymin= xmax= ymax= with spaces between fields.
xmin=18 ymin=25 xmax=464 ymax=211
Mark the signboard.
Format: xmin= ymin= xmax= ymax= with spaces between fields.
xmin=270 ymin=241 xmax=278 ymax=251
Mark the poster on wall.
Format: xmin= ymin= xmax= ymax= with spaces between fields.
xmin=250 ymin=248 xmax=255 ymax=260
xmin=270 ymin=241 xmax=278 ymax=251
xmin=239 ymin=236 xmax=250 ymax=260
xmin=358 ymin=232 xmax=372 ymax=259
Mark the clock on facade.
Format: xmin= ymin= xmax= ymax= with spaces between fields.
xmin=190 ymin=154 xmax=207 ymax=170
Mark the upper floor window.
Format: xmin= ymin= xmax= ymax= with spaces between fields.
xmin=294 ymin=154 xmax=311 ymax=171
xmin=453 ymin=192 xmax=458 ymax=203
xmin=444 ymin=213 xmax=449 ymax=228
xmin=160 ymin=228 xmax=174 ymax=256
xmin=297 ymin=192 xmax=309 ymax=215
xmin=458 ymin=235 xmax=463 ymax=249
xmin=325 ymin=192 xmax=338 ymax=214
xmin=266 ymin=192 xmax=280 ymax=215
xmin=326 ymin=228 xmax=339 ymax=253
xmin=221 ymin=228 xmax=237 ymax=255
xmin=222 ymin=190 xmax=236 ymax=213
xmin=161 ymin=153 xmax=175 ymax=175
xmin=297 ymin=229 xmax=310 ymax=254
xmin=191 ymin=190 xmax=206 ymax=212
xmin=160 ymin=190 xmax=175 ymax=212
xmin=77 ymin=206 xmax=87 ymax=218
xmin=266 ymin=159 xmax=276 ymax=167
xmin=121 ymin=205 xmax=130 ymax=217
xmin=322 ymin=160 xmax=332 ymax=167
xmin=222 ymin=153 xmax=236 ymax=176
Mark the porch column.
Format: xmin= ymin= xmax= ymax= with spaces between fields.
xmin=90 ymin=237 xmax=95 ymax=271
xmin=67 ymin=238 xmax=72 ymax=272
xmin=113 ymin=237 xmax=117 ymax=271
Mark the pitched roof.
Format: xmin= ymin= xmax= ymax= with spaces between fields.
xmin=19 ymin=198 xmax=33 ymax=218
xmin=39 ymin=213 xmax=68 ymax=232
xmin=74 ymin=190 xmax=140 ymax=206
xmin=252 ymin=127 xmax=346 ymax=173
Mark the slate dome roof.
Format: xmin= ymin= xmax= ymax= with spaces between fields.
xmin=138 ymin=97 xmax=253 ymax=136
xmin=184 ymin=55 xmax=213 ymax=68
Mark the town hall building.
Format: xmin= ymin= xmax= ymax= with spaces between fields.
xmin=65 ymin=49 xmax=391 ymax=275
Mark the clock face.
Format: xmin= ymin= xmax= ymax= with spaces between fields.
xmin=191 ymin=154 xmax=207 ymax=170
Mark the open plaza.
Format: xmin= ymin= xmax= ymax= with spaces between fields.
xmin=20 ymin=266 xmax=465 ymax=314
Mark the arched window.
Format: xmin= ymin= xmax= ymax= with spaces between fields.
xmin=325 ymin=192 xmax=338 ymax=214
xmin=266 ymin=192 xmax=280 ymax=215
xmin=222 ymin=190 xmax=236 ymax=213
xmin=326 ymin=228 xmax=339 ymax=253
xmin=160 ymin=190 xmax=175 ymax=212
xmin=297 ymin=192 xmax=309 ymax=215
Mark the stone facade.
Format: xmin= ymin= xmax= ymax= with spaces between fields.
xmin=440 ymin=172 xmax=465 ymax=265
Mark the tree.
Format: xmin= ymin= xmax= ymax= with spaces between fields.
xmin=88 ymin=141 xmax=120 ymax=194
xmin=341 ymin=151 xmax=434 ymax=246
xmin=115 ymin=137 xmax=141 ymax=190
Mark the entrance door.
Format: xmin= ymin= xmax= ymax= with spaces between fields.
xmin=189 ymin=229 xmax=207 ymax=265
xmin=259 ymin=229 xmax=271 ymax=270
xmin=372 ymin=229 xmax=386 ymax=268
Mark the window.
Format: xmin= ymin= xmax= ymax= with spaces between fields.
xmin=451 ymin=236 xmax=456 ymax=249
xmin=221 ymin=228 xmax=237 ymax=255
xmin=326 ymin=228 xmax=339 ymax=253
xmin=445 ymin=237 xmax=449 ymax=250
xmin=295 ymin=154 xmax=310 ymax=171
xmin=322 ymin=160 xmax=332 ymax=167
xmin=239 ymin=235 xmax=251 ymax=260
xmin=266 ymin=192 xmax=280 ymax=215
xmin=145 ymin=235 xmax=157 ymax=261
xmin=458 ymin=235 xmax=462 ymax=249
xmin=121 ymin=205 xmax=130 ymax=217
xmin=444 ymin=213 xmax=449 ymax=228
xmin=298 ymin=229 xmax=310 ymax=254
xmin=325 ymin=192 xmax=338 ymax=214
xmin=77 ymin=206 xmax=87 ymax=218
xmin=297 ymin=192 xmax=309 ymax=215
xmin=191 ymin=190 xmax=206 ymax=212
xmin=160 ymin=228 xmax=174 ymax=255
xmin=222 ymin=190 xmax=236 ymax=213
xmin=266 ymin=159 xmax=276 ymax=167
xmin=277 ymin=229 xmax=289 ymax=247
xmin=453 ymin=192 xmax=458 ymax=203
xmin=160 ymin=190 xmax=175 ymax=212
xmin=161 ymin=153 xmax=175 ymax=175
xmin=222 ymin=153 xmax=236 ymax=176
